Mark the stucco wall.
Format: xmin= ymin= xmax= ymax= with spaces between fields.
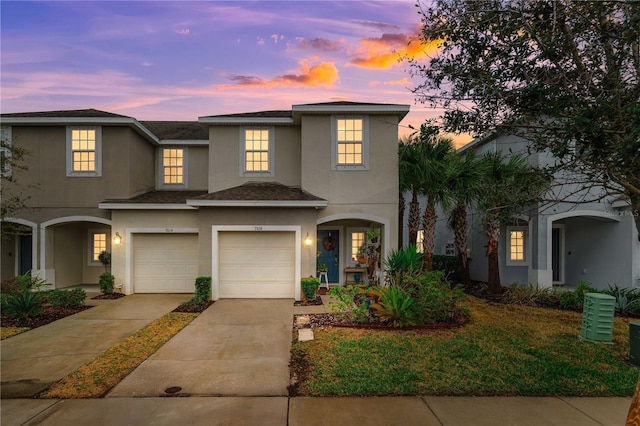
xmin=208 ymin=125 xmax=302 ymax=191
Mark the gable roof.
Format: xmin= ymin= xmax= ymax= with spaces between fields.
xmin=187 ymin=181 xmax=328 ymax=208
xmin=0 ymin=109 xmax=133 ymax=119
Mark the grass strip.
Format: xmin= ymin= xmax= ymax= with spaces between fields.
xmin=1 ymin=327 xmax=30 ymax=339
xmin=40 ymin=312 xmax=197 ymax=399
xmin=294 ymin=296 xmax=638 ymax=397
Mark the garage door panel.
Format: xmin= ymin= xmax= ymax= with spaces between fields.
xmin=218 ymin=231 xmax=295 ymax=298
xmin=134 ymin=234 xmax=198 ymax=293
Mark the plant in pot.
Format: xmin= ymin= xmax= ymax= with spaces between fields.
xmin=301 ymin=276 xmax=320 ymax=303
xmin=366 ymin=229 xmax=380 ymax=244
xmin=317 ymin=262 xmax=328 ymax=273
xmin=356 ymin=245 xmax=368 ymax=265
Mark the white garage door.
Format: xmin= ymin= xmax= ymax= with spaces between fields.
xmin=218 ymin=231 xmax=295 ymax=298
xmin=133 ymin=234 xmax=199 ymax=293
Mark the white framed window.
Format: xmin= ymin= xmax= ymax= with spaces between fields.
xmin=506 ymin=226 xmax=528 ymax=265
xmin=416 ymin=229 xmax=424 ymax=253
xmin=332 ymin=116 xmax=369 ymax=170
xmin=350 ymin=230 xmax=366 ymax=262
xmin=444 ymin=241 xmax=455 ymax=256
xmin=88 ymin=230 xmax=109 ymax=266
xmin=67 ymin=127 xmax=102 ymax=177
xmin=1 ymin=126 xmax=12 ymax=178
xmin=161 ymin=148 xmax=187 ymax=186
xmin=240 ymin=127 xmax=274 ymax=177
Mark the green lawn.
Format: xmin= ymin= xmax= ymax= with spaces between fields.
xmin=293 ymin=296 xmax=638 ymax=396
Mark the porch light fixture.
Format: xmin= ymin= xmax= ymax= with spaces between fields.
xmin=113 ymin=232 xmax=122 ymax=245
xmin=304 ymin=233 xmax=313 ymax=246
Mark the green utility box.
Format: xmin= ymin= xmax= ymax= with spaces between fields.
xmin=630 ymin=323 xmax=640 ymax=366
xmin=579 ymin=293 xmax=615 ymax=343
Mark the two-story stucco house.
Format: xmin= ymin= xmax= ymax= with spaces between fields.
xmin=1 ymin=101 xmax=409 ymax=300
xmin=424 ymin=132 xmax=640 ymax=290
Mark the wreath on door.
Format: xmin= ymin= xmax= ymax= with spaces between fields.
xmin=322 ymin=236 xmax=337 ymax=251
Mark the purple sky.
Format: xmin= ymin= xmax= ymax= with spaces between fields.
xmin=1 ymin=1 xmax=469 ymax=145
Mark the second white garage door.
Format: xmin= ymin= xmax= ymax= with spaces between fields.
xmin=133 ymin=233 xmax=199 ymax=293
xmin=218 ymin=231 xmax=295 ymax=298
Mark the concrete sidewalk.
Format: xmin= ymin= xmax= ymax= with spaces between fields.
xmin=0 ymin=294 xmax=190 ymax=398
xmin=1 ymin=396 xmax=631 ymax=425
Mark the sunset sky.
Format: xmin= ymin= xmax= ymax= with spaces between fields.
xmin=1 ymin=1 xmax=469 ymax=145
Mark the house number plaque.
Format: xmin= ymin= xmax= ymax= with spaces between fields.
xmin=254 ymin=226 xmax=263 ymax=231
xmin=165 ymin=228 xmax=174 ymax=233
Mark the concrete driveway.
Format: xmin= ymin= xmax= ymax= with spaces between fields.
xmin=0 ymin=294 xmax=191 ymax=398
xmin=108 ymin=299 xmax=294 ymax=397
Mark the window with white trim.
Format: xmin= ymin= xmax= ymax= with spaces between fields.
xmin=88 ymin=230 xmax=109 ymax=266
xmin=351 ymin=231 xmax=365 ymax=262
xmin=416 ymin=229 xmax=424 ymax=253
xmin=241 ymin=127 xmax=273 ymax=176
xmin=332 ymin=116 xmax=369 ymax=170
xmin=162 ymin=148 xmax=185 ymax=185
xmin=67 ymin=127 xmax=102 ymax=177
xmin=1 ymin=126 xmax=12 ymax=178
xmin=507 ymin=226 xmax=527 ymax=265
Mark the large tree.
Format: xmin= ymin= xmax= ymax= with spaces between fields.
xmin=411 ymin=0 xmax=640 ymax=239
xmin=399 ymin=137 xmax=425 ymax=248
xmin=1 ymin=131 xmax=31 ymax=239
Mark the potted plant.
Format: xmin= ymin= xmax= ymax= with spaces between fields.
xmin=356 ymin=246 xmax=368 ymax=265
xmin=366 ymin=229 xmax=380 ymax=244
xmin=317 ymin=262 xmax=328 ymax=272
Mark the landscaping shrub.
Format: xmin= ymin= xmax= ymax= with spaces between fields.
xmin=501 ymin=284 xmax=559 ymax=308
xmin=194 ymin=276 xmax=212 ymax=302
xmin=602 ymin=285 xmax=640 ymax=317
xmin=301 ymin=276 xmax=320 ymax=302
xmin=384 ymin=245 xmax=422 ymax=285
xmin=410 ymin=271 xmax=468 ymax=323
xmin=370 ymin=286 xmax=420 ymax=327
xmin=1 ymin=291 xmax=42 ymax=319
xmin=328 ymin=285 xmax=371 ymax=323
xmin=47 ymin=288 xmax=87 ymax=309
xmin=432 ymin=255 xmax=460 ymax=282
xmin=1 ymin=276 xmax=22 ymax=296
xmin=99 ymin=273 xmax=115 ymax=294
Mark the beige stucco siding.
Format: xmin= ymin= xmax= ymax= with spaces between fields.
xmin=208 ymin=126 xmax=301 ymax=192
xmin=187 ymin=146 xmax=209 ymax=189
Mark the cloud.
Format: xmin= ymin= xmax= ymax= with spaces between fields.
xmin=293 ymin=37 xmax=345 ymax=52
xmin=270 ymin=34 xmax=285 ymax=43
xmin=369 ymin=77 xmax=411 ymax=87
xmin=176 ymin=28 xmax=190 ymax=36
xmin=347 ymin=33 xmax=438 ymax=69
xmin=217 ymin=60 xmax=339 ymax=89
xmin=353 ymin=20 xmax=400 ymax=31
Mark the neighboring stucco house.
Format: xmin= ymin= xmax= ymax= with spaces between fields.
xmin=0 ymin=101 xmax=409 ymax=300
xmin=418 ymin=133 xmax=640 ymax=290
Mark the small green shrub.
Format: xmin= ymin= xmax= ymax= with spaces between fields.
xmin=1 ymin=291 xmax=42 ymax=319
xmin=328 ymin=285 xmax=370 ymax=323
xmin=98 ymin=250 xmax=111 ymax=273
xmin=602 ymin=285 xmax=640 ymax=317
xmin=194 ymin=276 xmax=212 ymax=302
xmin=370 ymin=286 xmax=420 ymax=327
xmin=501 ymin=284 xmax=559 ymax=308
xmin=384 ymin=245 xmax=422 ymax=285
xmin=432 ymin=255 xmax=460 ymax=281
xmin=99 ymin=273 xmax=115 ymax=295
xmin=47 ymin=288 xmax=87 ymax=309
xmin=301 ymin=276 xmax=320 ymax=302
xmin=1 ymin=276 xmax=22 ymax=296
xmin=410 ymin=271 xmax=467 ymax=324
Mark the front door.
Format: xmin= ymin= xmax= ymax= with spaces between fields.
xmin=317 ymin=230 xmax=339 ymax=283
xmin=19 ymin=234 xmax=32 ymax=275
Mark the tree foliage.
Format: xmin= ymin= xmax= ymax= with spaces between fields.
xmin=411 ymin=0 xmax=640 ymax=238
xmin=1 ymin=132 xmax=32 ymax=239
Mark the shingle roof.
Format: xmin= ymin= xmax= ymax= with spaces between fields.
xmin=200 ymin=110 xmax=293 ymax=119
xmin=0 ymin=109 xmax=133 ymax=119
xmin=101 ymin=190 xmax=207 ymax=205
xmin=140 ymin=121 xmax=208 ymax=140
xmin=193 ymin=181 xmax=326 ymax=202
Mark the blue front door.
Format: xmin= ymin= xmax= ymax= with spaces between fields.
xmin=317 ymin=230 xmax=339 ymax=283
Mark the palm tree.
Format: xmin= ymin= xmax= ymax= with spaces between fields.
xmin=416 ymin=128 xmax=455 ymax=271
xmin=476 ymin=152 xmax=550 ymax=293
xmin=398 ymin=136 xmax=424 ymax=249
xmin=446 ymin=150 xmax=485 ymax=286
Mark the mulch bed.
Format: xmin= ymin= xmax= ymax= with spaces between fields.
xmin=172 ymin=300 xmax=215 ymax=313
xmin=1 ymin=305 xmax=93 ymax=329
xmin=293 ymin=295 xmax=323 ymax=306
xmin=91 ymin=293 xmax=126 ymax=300
xmin=294 ymin=312 xmax=469 ymax=330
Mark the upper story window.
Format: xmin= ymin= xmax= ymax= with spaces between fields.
xmin=507 ymin=226 xmax=528 ymax=265
xmin=67 ymin=126 xmax=102 ymax=177
xmin=241 ymin=127 xmax=273 ymax=177
xmin=0 ymin=126 xmax=12 ymax=178
xmin=332 ymin=116 xmax=369 ymax=170
xmin=162 ymin=148 xmax=185 ymax=185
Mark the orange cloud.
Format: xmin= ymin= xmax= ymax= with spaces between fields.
xmin=348 ymin=33 xmax=438 ymax=69
xmin=369 ymin=77 xmax=411 ymax=87
xmin=217 ymin=60 xmax=339 ymax=89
